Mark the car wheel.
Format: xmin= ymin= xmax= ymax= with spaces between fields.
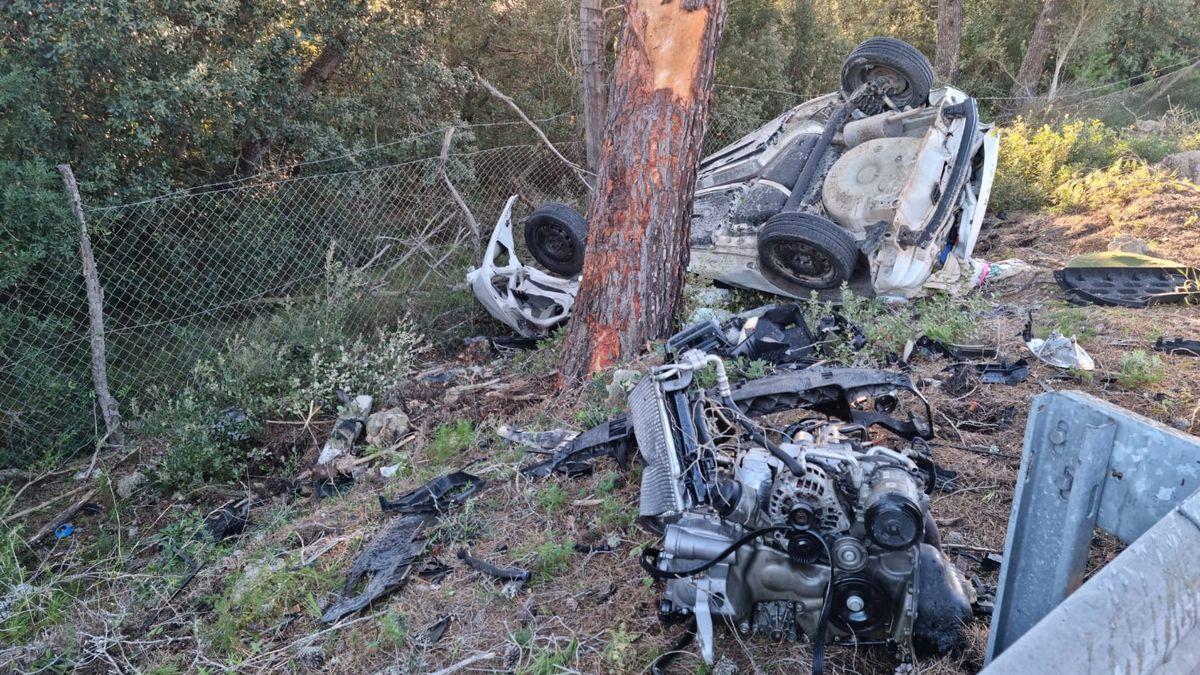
xmin=758 ymin=212 xmax=859 ymax=290
xmin=523 ymin=202 xmax=588 ymax=276
xmin=841 ymin=37 xmax=933 ymax=113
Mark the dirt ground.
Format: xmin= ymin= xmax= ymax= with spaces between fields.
xmin=4 ymin=196 xmax=1199 ymax=674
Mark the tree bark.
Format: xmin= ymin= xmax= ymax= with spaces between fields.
xmin=580 ymin=0 xmax=607 ymax=194
xmin=559 ymin=0 xmax=727 ymax=384
xmin=1010 ymin=0 xmax=1068 ymax=101
xmin=934 ymin=0 xmax=964 ymax=82
xmin=236 ymin=41 xmax=349 ymax=176
xmin=57 ymin=164 xmax=124 ymax=452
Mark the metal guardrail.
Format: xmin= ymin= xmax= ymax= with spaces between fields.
xmin=984 ymin=391 xmax=1200 ymax=672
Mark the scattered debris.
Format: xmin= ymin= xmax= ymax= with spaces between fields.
xmin=378 ymin=464 xmax=403 ymax=479
xmin=497 ymin=426 xmax=578 ymax=452
xmin=321 ymin=514 xmax=431 ymax=623
xmin=973 ymin=359 xmax=1030 ymax=386
xmin=1153 ymin=336 xmax=1200 ymax=357
xmin=421 ymin=615 xmax=452 ymax=645
xmin=456 ymin=548 xmax=531 ymax=583
xmin=1054 ymin=251 xmax=1200 ymax=307
xmin=203 ymin=498 xmax=249 ymax=541
xmin=378 ymin=471 xmax=486 ymax=514
xmin=910 ymin=335 xmax=998 ymax=361
xmin=519 ymin=417 xmax=632 ymax=478
xmin=54 ymin=523 xmax=74 ymax=539
xmin=365 ymin=407 xmax=410 ymax=446
xmin=1023 ymin=328 xmax=1094 ymax=371
xmin=317 ymin=394 xmax=373 ymax=465
xmin=314 ymin=474 xmax=355 ymax=499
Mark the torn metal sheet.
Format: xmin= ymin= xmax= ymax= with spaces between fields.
xmin=1054 ymin=251 xmax=1200 ymax=307
xmin=466 ymin=196 xmax=578 ymax=337
xmin=377 ymin=471 xmax=486 ymax=514
xmin=911 ymin=335 xmax=998 ymax=361
xmin=321 ymin=514 xmax=430 ymax=623
xmin=497 ymin=426 xmax=578 ymax=453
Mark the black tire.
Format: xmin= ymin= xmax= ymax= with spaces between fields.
xmin=757 ymin=212 xmax=859 ymax=290
xmin=523 ymin=202 xmax=588 ymax=276
xmin=841 ymin=37 xmax=934 ymax=112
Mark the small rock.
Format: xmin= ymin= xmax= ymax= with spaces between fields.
xmin=1159 ymin=150 xmax=1200 ymax=183
xmin=116 ymin=472 xmax=147 ymax=499
xmin=1107 ymin=234 xmax=1152 ymax=256
xmin=1172 ymin=417 xmax=1191 ymax=431
xmin=564 ymin=597 xmax=579 ymax=612
xmin=296 ymin=645 xmax=324 ymax=670
xmin=366 ymin=408 xmax=410 ymax=446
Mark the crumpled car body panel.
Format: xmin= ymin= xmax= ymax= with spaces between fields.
xmin=466 ymin=195 xmax=578 ymax=338
xmin=689 ymin=86 xmax=999 ymax=300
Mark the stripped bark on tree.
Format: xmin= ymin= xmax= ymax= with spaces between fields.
xmin=559 ymin=0 xmax=727 ymax=383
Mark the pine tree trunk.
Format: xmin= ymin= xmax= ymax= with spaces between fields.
xmin=559 ymin=0 xmax=727 ymax=384
xmin=934 ymin=0 xmax=963 ymax=82
xmin=580 ymin=0 xmax=607 ymax=191
xmin=1010 ymin=0 xmax=1067 ymax=101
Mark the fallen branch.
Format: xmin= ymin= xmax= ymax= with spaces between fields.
xmin=428 ymin=651 xmax=497 ymax=675
xmin=26 ymin=488 xmax=98 ymax=545
xmin=2 ymin=483 xmax=92 ymax=525
xmin=474 ymin=73 xmax=593 ymax=189
xmin=438 ymin=126 xmax=482 ymax=261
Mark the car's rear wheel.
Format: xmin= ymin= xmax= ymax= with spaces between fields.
xmin=841 ymin=37 xmax=933 ymax=113
xmin=523 ymin=202 xmax=588 ymax=276
xmin=758 ymin=212 xmax=859 ymax=290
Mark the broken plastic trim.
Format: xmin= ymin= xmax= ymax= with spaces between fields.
xmin=321 ymin=514 xmax=430 ymax=623
xmin=1153 ymin=336 xmax=1200 ymax=357
xmin=378 ymin=471 xmax=486 ymax=514
xmin=456 ymin=548 xmax=531 ymax=582
xmin=519 ymin=416 xmax=632 ymax=478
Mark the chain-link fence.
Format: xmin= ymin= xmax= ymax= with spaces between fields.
xmin=0 ymin=124 xmax=599 ymax=465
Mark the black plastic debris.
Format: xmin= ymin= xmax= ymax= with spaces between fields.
xmin=1054 ymin=252 xmax=1200 ymax=307
xmin=456 ymin=548 xmax=531 ymax=582
xmin=314 ymin=474 xmax=355 ymax=499
xmin=520 ymin=416 xmax=632 ymax=478
xmin=1154 ymin=336 xmax=1200 ymax=357
xmin=816 ymin=312 xmax=868 ymax=352
xmin=976 ymin=358 xmax=1030 ymax=385
xmin=913 ymin=335 xmax=998 ymax=361
xmin=203 ymin=498 xmax=249 ymax=541
xmin=321 ymin=514 xmax=431 ymax=623
xmin=667 ymin=303 xmax=823 ymax=367
xmin=422 ymin=615 xmax=451 ymax=645
xmin=378 ymin=471 xmax=486 ymax=514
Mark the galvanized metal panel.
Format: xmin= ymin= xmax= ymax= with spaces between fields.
xmin=985 ymin=391 xmax=1200 ymax=668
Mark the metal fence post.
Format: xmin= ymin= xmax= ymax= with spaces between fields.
xmin=57 ymin=164 xmax=124 ymax=451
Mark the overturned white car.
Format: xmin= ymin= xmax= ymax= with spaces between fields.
xmin=469 ymin=38 xmax=999 ymax=336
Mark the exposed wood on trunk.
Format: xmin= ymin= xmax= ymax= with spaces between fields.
xmin=1009 ymin=0 xmax=1068 ymax=102
xmin=57 ymin=164 xmax=124 ymax=452
xmin=559 ymin=0 xmax=727 ymax=384
xmin=580 ymin=0 xmax=607 ymax=197
xmin=236 ymin=41 xmax=349 ymax=176
xmin=437 ymin=127 xmax=482 ymax=260
xmin=934 ymin=0 xmax=964 ymax=82
xmin=474 ymin=73 xmax=593 ymax=188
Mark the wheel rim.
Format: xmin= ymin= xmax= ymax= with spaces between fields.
xmin=862 ymin=65 xmax=912 ymax=99
xmin=765 ymin=240 xmax=838 ymax=287
xmin=532 ymin=223 xmax=576 ymax=263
